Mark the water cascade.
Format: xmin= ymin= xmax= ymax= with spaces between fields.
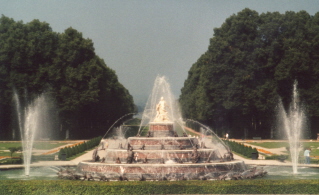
xmin=66 ymin=75 xmax=261 ymax=181
xmin=278 ymin=81 xmax=305 ymax=174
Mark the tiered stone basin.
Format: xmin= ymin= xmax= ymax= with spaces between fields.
xmin=104 ymin=137 xmax=220 ymax=163
xmin=75 ymin=122 xmax=247 ymax=180
xmin=76 ymin=161 xmax=246 ymax=180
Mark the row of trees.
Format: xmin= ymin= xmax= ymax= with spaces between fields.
xmin=180 ymin=9 xmax=319 ymax=139
xmin=0 ymin=15 xmax=136 ymax=140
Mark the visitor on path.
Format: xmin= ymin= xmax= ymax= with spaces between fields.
xmin=304 ymin=148 xmax=311 ymax=164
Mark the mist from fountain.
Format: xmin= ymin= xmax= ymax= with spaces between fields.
xmin=14 ymin=92 xmax=48 ymax=176
xmin=186 ymin=119 xmax=229 ymax=156
xmin=277 ymin=81 xmax=305 ymax=174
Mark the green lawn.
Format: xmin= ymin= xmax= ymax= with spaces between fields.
xmin=0 ymin=141 xmax=79 ymax=159
xmin=1 ymin=180 xmax=319 ymax=194
xmin=247 ymin=142 xmax=289 ymax=148
xmin=248 ymin=141 xmax=319 ymax=156
xmin=0 ymin=141 xmax=68 ymax=151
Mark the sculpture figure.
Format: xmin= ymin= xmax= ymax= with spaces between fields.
xmin=127 ymin=147 xmax=134 ymax=164
xmin=115 ymin=157 xmax=121 ymax=164
xmin=92 ymin=148 xmax=98 ymax=161
xmin=127 ymin=143 xmax=132 ymax=150
xmin=154 ymin=97 xmax=170 ymax=122
xmin=191 ymin=148 xmax=200 ymax=163
xmin=139 ymin=144 xmax=145 ymax=150
xmin=179 ymin=143 xmax=184 ymax=150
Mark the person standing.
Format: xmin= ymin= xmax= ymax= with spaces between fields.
xmin=304 ymin=148 xmax=311 ymax=164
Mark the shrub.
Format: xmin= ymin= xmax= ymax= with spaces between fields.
xmin=58 ymin=136 xmax=101 ymax=160
xmin=224 ymin=140 xmax=259 ymax=159
xmin=0 ymin=158 xmax=23 ymax=165
xmin=1 ymin=180 xmax=319 ymax=194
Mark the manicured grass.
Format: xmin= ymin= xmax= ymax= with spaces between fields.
xmin=124 ymin=118 xmax=141 ymax=125
xmin=0 ymin=142 xmax=23 ymax=150
xmin=248 ymin=141 xmax=319 ymax=157
xmin=1 ymin=180 xmax=319 ymax=194
xmin=33 ymin=142 xmax=68 ymax=150
xmin=0 ymin=141 xmax=82 ymax=161
xmin=0 ymin=141 xmax=69 ymax=150
xmin=247 ymin=142 xmax=289 ymax=148
xmin=0 ymin=150 xmax=21 ymax=157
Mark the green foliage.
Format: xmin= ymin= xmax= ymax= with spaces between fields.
xmin=224 ymin=140 xmax=259 ymax=159
xmin=0 ymin=158 xmax=22 ymax=165
xmin=1 ymin=180 xmax=319 ymax=194
xmin=8 ymin=146 xmax=21 ymax=158
xmin=180 ymin=9 xmax=319 ymax=139
xmin=0 ymin=15 xmax=135 ymax=140
xmin=58 ymin=136 xmax=101 ymax=159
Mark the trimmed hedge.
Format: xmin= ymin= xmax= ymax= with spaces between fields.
xmin=1 ymin=180 xmax=319 ymax=194
xmin=0 ymin=158 xmax=23 ymax=165
xmin=58 ymin=136 xmax=101 ymax=160
xmin=224 ymin=140 xmax=259 ymax=159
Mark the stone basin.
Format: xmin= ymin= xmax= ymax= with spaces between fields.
xmin=76 ymin=160 xmax=246 ymax=181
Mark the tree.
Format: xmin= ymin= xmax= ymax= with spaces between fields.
xmin=180 ymin=9 xmax=319 ymax=139
xmin=8 ymin=146 xmax=21 ymax=158
xmin=0 ymin=16 xmax=135 ymax=139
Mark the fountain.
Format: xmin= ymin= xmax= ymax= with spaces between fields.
xmin=69 ymin=76 xmax=257 ymax=181
xmin=277 ymin=81 xmax=306 ymax=174
xmin=14 ymin=92 xmax=49 ymax=176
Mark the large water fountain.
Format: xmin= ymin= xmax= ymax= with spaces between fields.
xmin=70 ymin=76 xmax=255 ymax=181
xmin=14 ymin=93 xmax=49 ymax=176
xmin=277 ymin=81 xmax=306 ymax=174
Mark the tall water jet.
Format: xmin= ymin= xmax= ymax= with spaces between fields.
xmin=138 ymin=75 xmax=183 ymax=135
xmin=277 ymin=81 xmax=305 ymax=174
xmin=14 ymin=93 xmax=48 ymax=176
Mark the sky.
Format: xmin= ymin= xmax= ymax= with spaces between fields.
xmin=1 ymin=0 xmax=319 ymax=106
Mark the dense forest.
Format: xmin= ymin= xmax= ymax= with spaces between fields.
xmin=180 ymin=9 xmax=319 ymax=139
xmin=0 ymin=15 xmax=136 ymax=140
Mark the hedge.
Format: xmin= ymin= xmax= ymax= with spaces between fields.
xmin=224 ymin=140 xmax=259 ymax=159
xmin=58 ymin=136 xmax=101 ymax=160
xmin=1 ymin=180 xmax=319 ymax=194
xmin=0 ymin=158 xmax=23 ymax=165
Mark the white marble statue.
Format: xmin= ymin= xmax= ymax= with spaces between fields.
xmin=154 ymin=97 xmax=170 ymax=122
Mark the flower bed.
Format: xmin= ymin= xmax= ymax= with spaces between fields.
xmin=257 ymin=148 xmax=272 ymax=154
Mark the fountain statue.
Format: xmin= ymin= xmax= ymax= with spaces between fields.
xmin=64 ymin=76 xmax=266 ymax=181
xmin=154 ymin=97 xmax=170 ymax=122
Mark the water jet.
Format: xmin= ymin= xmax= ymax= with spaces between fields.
xmin=277 ymin=81 xmax=306 ymax=174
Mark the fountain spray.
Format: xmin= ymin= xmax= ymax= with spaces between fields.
xmin=14 ymin=92 xmax=47 ymax=176
xmin=278 ymin=81 xmax=305 ymax=174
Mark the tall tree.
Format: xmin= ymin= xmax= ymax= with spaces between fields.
xmin=180 ymin=9 xmax=319 ymax=139
xmin=0 ymin=16 xmax=135 ymax=139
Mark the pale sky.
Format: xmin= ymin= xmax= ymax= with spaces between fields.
xmin=1 ymin=0 xmax=318 ymax=106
